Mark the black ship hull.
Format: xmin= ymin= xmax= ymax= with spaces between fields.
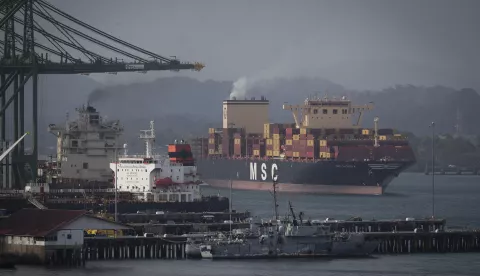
xmin=197 ymin=159 xmax=414 ymax=195
xmin=0 ymin=196 xmax=229 ymax=215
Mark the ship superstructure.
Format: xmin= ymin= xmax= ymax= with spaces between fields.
xmin=192 ymin=94 xmax=416 ymax=195
xmin=282 ymin=95 xmax=373 ymax=129
xmin=48 ymin=105 xmax=122 ymax=185
xmin=111 ymin=121 xmax=201 ymax=202
xmin=0 ymin=113 xmax=228 ymax=214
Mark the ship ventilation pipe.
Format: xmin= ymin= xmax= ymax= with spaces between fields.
xmin=123 ymin=143 xmax=128 ymax=156
xmin=374 ymin=117 xmax=379 ymax=147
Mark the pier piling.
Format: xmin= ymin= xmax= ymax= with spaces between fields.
xmin=83 ymin=237 xmax=187 ymax=261
xmin=366 ymin=231 xmax=480 ymax=254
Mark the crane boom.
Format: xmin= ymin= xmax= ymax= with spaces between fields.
xmin=0 ymin=132 xmax=29 ymax=162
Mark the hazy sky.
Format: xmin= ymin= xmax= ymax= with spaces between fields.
xmin=45 ymin=0 xmax=479 ymax=91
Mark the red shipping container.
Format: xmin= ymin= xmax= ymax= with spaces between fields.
xmin=299 ymin=140 xmax=307 ymax=147
xmin=299 ymin=134 xmax=307 ymax=140
xmin=285 ymin=151 xmax=293 ymax=157
xmin=306 ymin=152 xmax=315 ymax=158
xmin=284 ymin=145 xmax=293 ymax=151
xmin=286 ymin=128 xmax=293 ymax=136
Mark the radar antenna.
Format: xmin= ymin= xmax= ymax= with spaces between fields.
xmin=139 ymin=121 xmax=156 ymax=158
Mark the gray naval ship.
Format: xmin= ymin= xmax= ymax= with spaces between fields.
xmin=197 ymin=183 xmax=379 ymax=259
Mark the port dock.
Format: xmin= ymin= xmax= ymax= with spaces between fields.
xmin=83 ymin=236 xmax=187 ymax=261
xmin=81 ymin=230 xmax=480 ymax=261
xmin=131 ymin=222 xmax=251 ymax=236
xmin=118 ymin=211 xmax=251 ymax=224
xmin=323 ymin=218 xmax=446 ymax=233
xmin=367 ymin=231 xmax=480 ymax=254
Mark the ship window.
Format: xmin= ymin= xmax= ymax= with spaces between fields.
xmin=83 ymin=162 xmax=88 ymax=169
xmin=313 ymin=109 xmax=318 ymax=114
xmin=322 ymin=109 xmax=327 ymax=114
xmin=333 ymin=109 xmax=338 ymax=114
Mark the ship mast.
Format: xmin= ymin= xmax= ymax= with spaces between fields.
xmin=140 ymin=121 xmax=156 ymax=158
xmin=272 ymin=180 xmax=280 ymax=256
xmin=273 ymin=180 xmax=279 ymax=222
xmin=229 ymin=177 xmax=232 ymax=241
xmin=374 ymin=117 xmax=380 ymax=147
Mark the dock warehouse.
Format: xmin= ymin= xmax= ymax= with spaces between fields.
xmin=0 ymin=208 xmax=132 ymax=265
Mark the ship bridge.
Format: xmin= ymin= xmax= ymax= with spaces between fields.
xmin=282 ymin=95 xmax=374 ymax=129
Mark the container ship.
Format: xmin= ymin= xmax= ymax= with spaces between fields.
xmin=0 ymin=105 xmax=229 ymax=214
xmin=191 ymin=95 xmax=416 ymax=195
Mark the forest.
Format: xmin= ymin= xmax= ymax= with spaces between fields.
xmin=403 ymin=132 xmax=480 ymax=172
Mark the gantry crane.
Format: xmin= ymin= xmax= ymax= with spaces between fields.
xmin=0 ymin=0 xmax=205 ymax=189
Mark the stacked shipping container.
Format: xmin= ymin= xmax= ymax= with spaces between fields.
xmin=190 ymin=137 xmax=209 ymax=159
xmin=201 ymin=126 xmax=413 ymax=163
xmin=264 ymin=123 xmax=288 ymax=157
xmin=207 ymin=128 xmax=221 ymax=155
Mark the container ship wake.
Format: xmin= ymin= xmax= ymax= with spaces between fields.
xmin=191 ymin=95 xmax=416 ymax=195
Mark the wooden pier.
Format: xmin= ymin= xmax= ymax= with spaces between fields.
xmin=366 ymin=231 xmax=480 ymax=254
xmin=118 ymin=211 xmax=251 ymax=224
xmin=81 ymin=230 xmax=480 ymax=262
xmin=130 ymin=222 xmax=251 ymax=236
xmin=324 ymin=219 xmax=446 ymax=233
xmin=82 ymin=237 xmax=188 ymax=261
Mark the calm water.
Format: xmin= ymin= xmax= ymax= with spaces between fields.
xmin=2 ymin=173 xmax=480 ymax=276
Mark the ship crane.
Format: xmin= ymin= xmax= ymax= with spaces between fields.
xmin=288 ymin=200 xmax=299 ymax=226
xmin=353 ymin=102 xmax=375 ymax=127
xmin=0 ymin=0 xmax=205 ymax=188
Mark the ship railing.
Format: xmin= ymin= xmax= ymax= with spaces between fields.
xmin=116 ymin=154 xmax=168 ymax=159
xmin=27 ymin=196 xmax=48 ymax=209
xmin=202 ymin=155 xmax=413 ymax=163
xmin=47 ymin=188 xmax=116 ymax=194
xmin=0 ymin=189 xmax=24 ymax=194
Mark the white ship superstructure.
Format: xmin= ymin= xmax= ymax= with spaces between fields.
xmin=48 ymin=105 xmax=122 ymax=183
xmin=110 ymin=121 xmax=201 ymax=202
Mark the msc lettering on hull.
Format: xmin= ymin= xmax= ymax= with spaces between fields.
xmin=249 ymin=162 xmax=278 ymax=181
